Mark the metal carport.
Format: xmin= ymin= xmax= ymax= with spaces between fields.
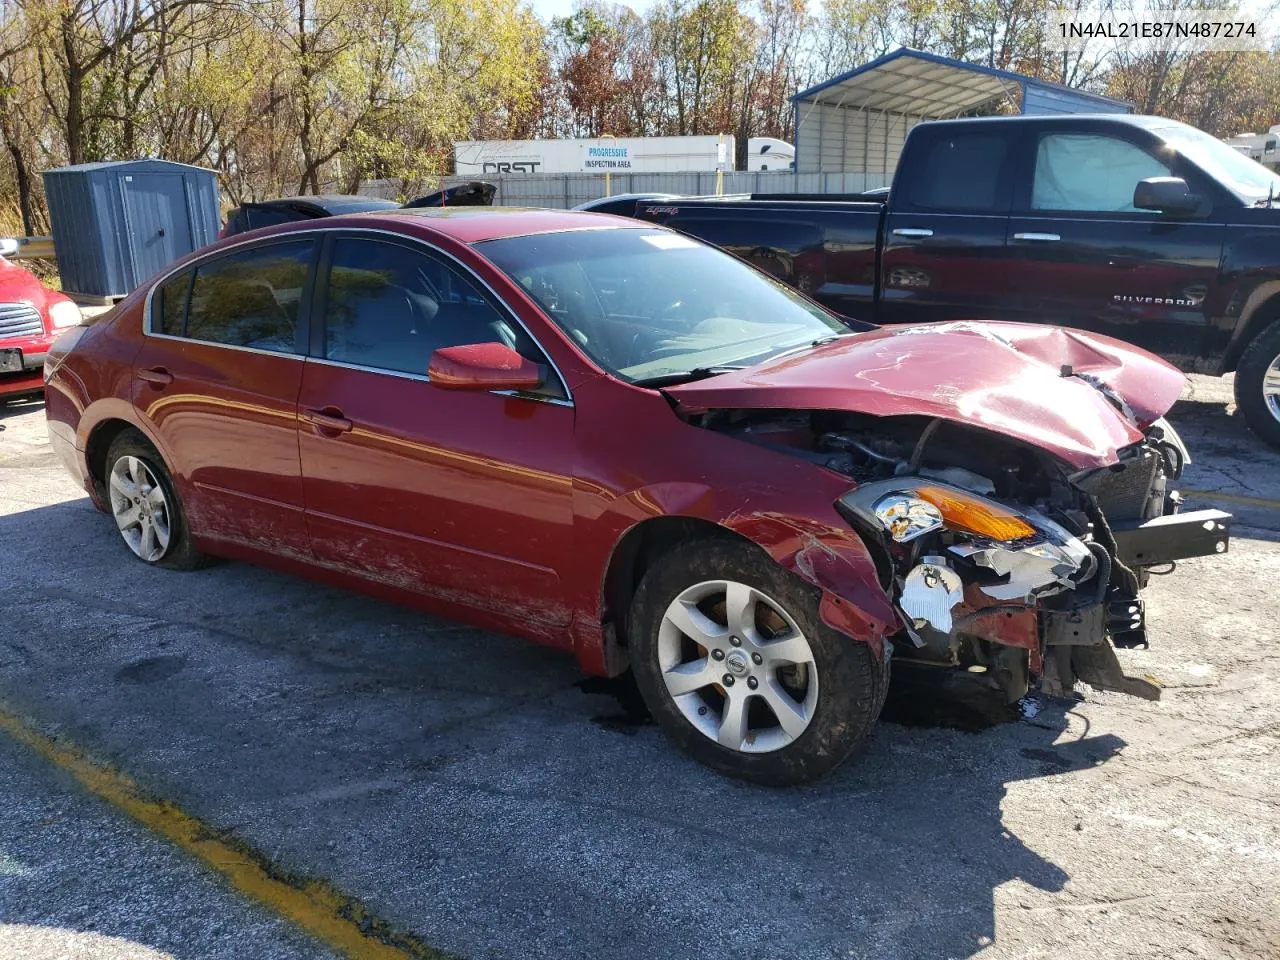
xmin=792 ymin=48 xmax=1131 ymax=175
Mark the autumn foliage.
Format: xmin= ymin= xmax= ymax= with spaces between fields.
xmin=1 ymin=0 xmax=1278 ymax=234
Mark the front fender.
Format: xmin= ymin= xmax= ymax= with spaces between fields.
xmin=570 ymin=477 xmax=897 ymax=675
xmin=1222 ymin=278 xmax=1280 ymax=370
xmin=721 ymin=510 xmax=896 ymax=654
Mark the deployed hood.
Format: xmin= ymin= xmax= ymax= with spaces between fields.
xmin=667 ymin=321 xmax=1186 ymax=470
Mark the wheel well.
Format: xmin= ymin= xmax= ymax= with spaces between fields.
xmin=602 ymin=516 xmax=742 ymax=653
xmin=1225 ymin=292 xmax=1280 ymax=372
xmin=84 ymin=419 xmax=138 ymax=498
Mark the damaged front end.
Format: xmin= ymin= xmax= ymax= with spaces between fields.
xmin=699 ymin=408 xmax=1232 ymax=705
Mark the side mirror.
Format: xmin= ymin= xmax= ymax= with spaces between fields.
xmin=0 ymin=238 xmax=19 ymax=258
xmin=428 ymin=342 xmax=544 ymax=392
xmin=1134 ymin=177 xmax=1200 ymax=216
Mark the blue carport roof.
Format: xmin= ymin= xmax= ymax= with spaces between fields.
xmin=793 ymin=47 xmax=1130 ymax=116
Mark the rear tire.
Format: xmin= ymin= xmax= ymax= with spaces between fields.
xmin=628 ymin=539 xmax=890 ymax=786
xmin=104 ymin=430 xmax=209 ymax=571
xmin=1234 ymin=319 xmax=1280 ymax=450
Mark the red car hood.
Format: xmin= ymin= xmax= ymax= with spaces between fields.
xmin=667 ymin=321 xmax=1187 ymax=470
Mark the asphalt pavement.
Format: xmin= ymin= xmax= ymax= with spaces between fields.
xmin=0 ymin=379 xmax=1277 ymax=960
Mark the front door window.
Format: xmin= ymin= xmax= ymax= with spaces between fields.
xmin=1032 ymin=134 xmax=1172 ymax=213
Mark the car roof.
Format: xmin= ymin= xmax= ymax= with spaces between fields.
xmin=573 ymin=193 xmax=679 ymax=211
xmin=244 ymin=194 xmax=401 ymax=215
xmin=306 ymin=206 xmax=645 ymax=244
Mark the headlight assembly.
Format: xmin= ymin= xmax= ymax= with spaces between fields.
xmin=839 ymin=478 xmax=1098 ymax=611
xmin=48 ymin=300 xmax=83 ymax=329
xmin=842 ymin=479 xmax=1041 ymax=547
xmin=890 ymin=485 xmax=1036 ymax=543
xmin=872 ymin=493 xmax=943 ymax=543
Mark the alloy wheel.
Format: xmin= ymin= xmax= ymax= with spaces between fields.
xmin=657 ymin=579 xmax=819 ymax=753
xmin=1264 ymin=350 xmax=1280 ymax=423
xmin=108 ymin=456 xmax=172 ymax=562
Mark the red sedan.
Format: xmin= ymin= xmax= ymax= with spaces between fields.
xmin=0 ymin=241 xmax=81 ymax=400
xmin=44 ymin=209 xmax=1229 ymax=784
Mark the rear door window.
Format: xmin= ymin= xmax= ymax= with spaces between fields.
xmin=154 ymin=269 xmax=191 ymax=335
xmin=1032 ymin=133 xmax=1172 ymax=212
xmin=185 ymin=240 xmax=314 ymax=353
xmin=904 ymin=133 xmax=1012 ymax=213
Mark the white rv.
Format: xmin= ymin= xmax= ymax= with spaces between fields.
xmin=1223 ymin=127 xmax=1280 ymax=170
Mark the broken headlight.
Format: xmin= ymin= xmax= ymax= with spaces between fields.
xmin=872 ymin=485 xmax=1035 ymax=544
xmin=840 ymin=479 xmax=1097 ymax=615
xmin=872 ymin=493 xmax=944 ymax=543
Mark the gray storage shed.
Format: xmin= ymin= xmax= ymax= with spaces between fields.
xmin=793 ymin=48 xmax=1132 ymax=175
xmin=42 ymin=159 xmax=221 ymax=299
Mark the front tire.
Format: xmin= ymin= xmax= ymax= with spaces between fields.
xmin=629 ymin=539 xmax=890 ymax=786
xmin=105 ymin=430 xmax=207 ymax=570
xmin=1234 ymin=319 xmax=1280 ymax=449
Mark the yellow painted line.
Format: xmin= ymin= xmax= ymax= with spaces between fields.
xmin=0 ymin=706 xmax=452 ymax=960
xmin=1182 ymin=489 xmax=1280 ymax=510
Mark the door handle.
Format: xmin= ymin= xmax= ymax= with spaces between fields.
xmin=302 ymin=407 xmax=353 ymax=435
xmin=892 ymin=228 xmax=934 ymax=238
xmin=1013 ymin=232 xmax=1061 ymax=242
xmin=136 ymin=367 xmax=173 ymax=386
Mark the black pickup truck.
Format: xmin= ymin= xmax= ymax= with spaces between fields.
xmin=630 ymin=114 xmax=1280 ymax=447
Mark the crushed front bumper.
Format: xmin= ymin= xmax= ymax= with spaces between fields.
xmin=1040 ymin=471 xmax=1232 ymax=701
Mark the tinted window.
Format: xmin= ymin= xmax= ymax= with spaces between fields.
xmin=155 ymin=269 xmax=191 ymax=335
xmin=186 ymin=240 xmax=313 ymax=353
xmin=907 ymin=134 xmax=1009 ymax=213
xmin=1032 ymin=133 xmax=1172 ymax=212
xmin=322 ymin=238 xmax=536 ymax=376
xmin=245 ymin=206 xmax=308 ymax=230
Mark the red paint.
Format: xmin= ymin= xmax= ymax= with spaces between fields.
xmin=0 ymin=257 xmax=77 ymax=398
xmin=668 ymin=320 xmax=1187 ymax=470
xmin=44 ymin=210 xmax=1182 ymax=678
xmin=427 ymin=342 xmax=543 ymax=391
xmin=958 ymin=585 xmax=1042 ymax=673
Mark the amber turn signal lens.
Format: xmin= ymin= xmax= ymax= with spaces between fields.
xmin=914 ymin=485 xmax=1037 ymax=542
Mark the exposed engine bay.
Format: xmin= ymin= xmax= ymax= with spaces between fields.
xmin=691 ymin=407 xmax=1232 ymax=705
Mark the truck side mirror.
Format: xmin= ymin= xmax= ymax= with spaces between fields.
xmin=1134 ymin=177 xmax=1200 ymax=216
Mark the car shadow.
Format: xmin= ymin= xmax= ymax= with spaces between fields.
xmin=0 ymin=496 xmax=1123 ymax=960
xmin=0 ymin=396 xmax=44 ymax=421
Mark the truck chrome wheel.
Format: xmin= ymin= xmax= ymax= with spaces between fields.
xmin=1264 ymin=351 xmax=1280 ymax=422
xmin=657 ymin=579 xmax=818 ymax=753
xmin=109 ymin=456 xmax=172 ymax=562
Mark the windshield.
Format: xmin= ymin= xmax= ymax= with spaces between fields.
xmin=1156 ymin=123 xmax=1280 ymax=202
xmin=478 ymin=228 xmax=849 ymax=383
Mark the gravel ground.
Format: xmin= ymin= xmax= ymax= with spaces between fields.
xmin=0 ymin=378 xmax=1277 ymax=960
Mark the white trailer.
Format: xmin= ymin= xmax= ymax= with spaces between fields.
xmin=1223 ymin=128 xmax=1280 ymax=170
xmin=453 ymin=136 xmax=736 ymax=175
